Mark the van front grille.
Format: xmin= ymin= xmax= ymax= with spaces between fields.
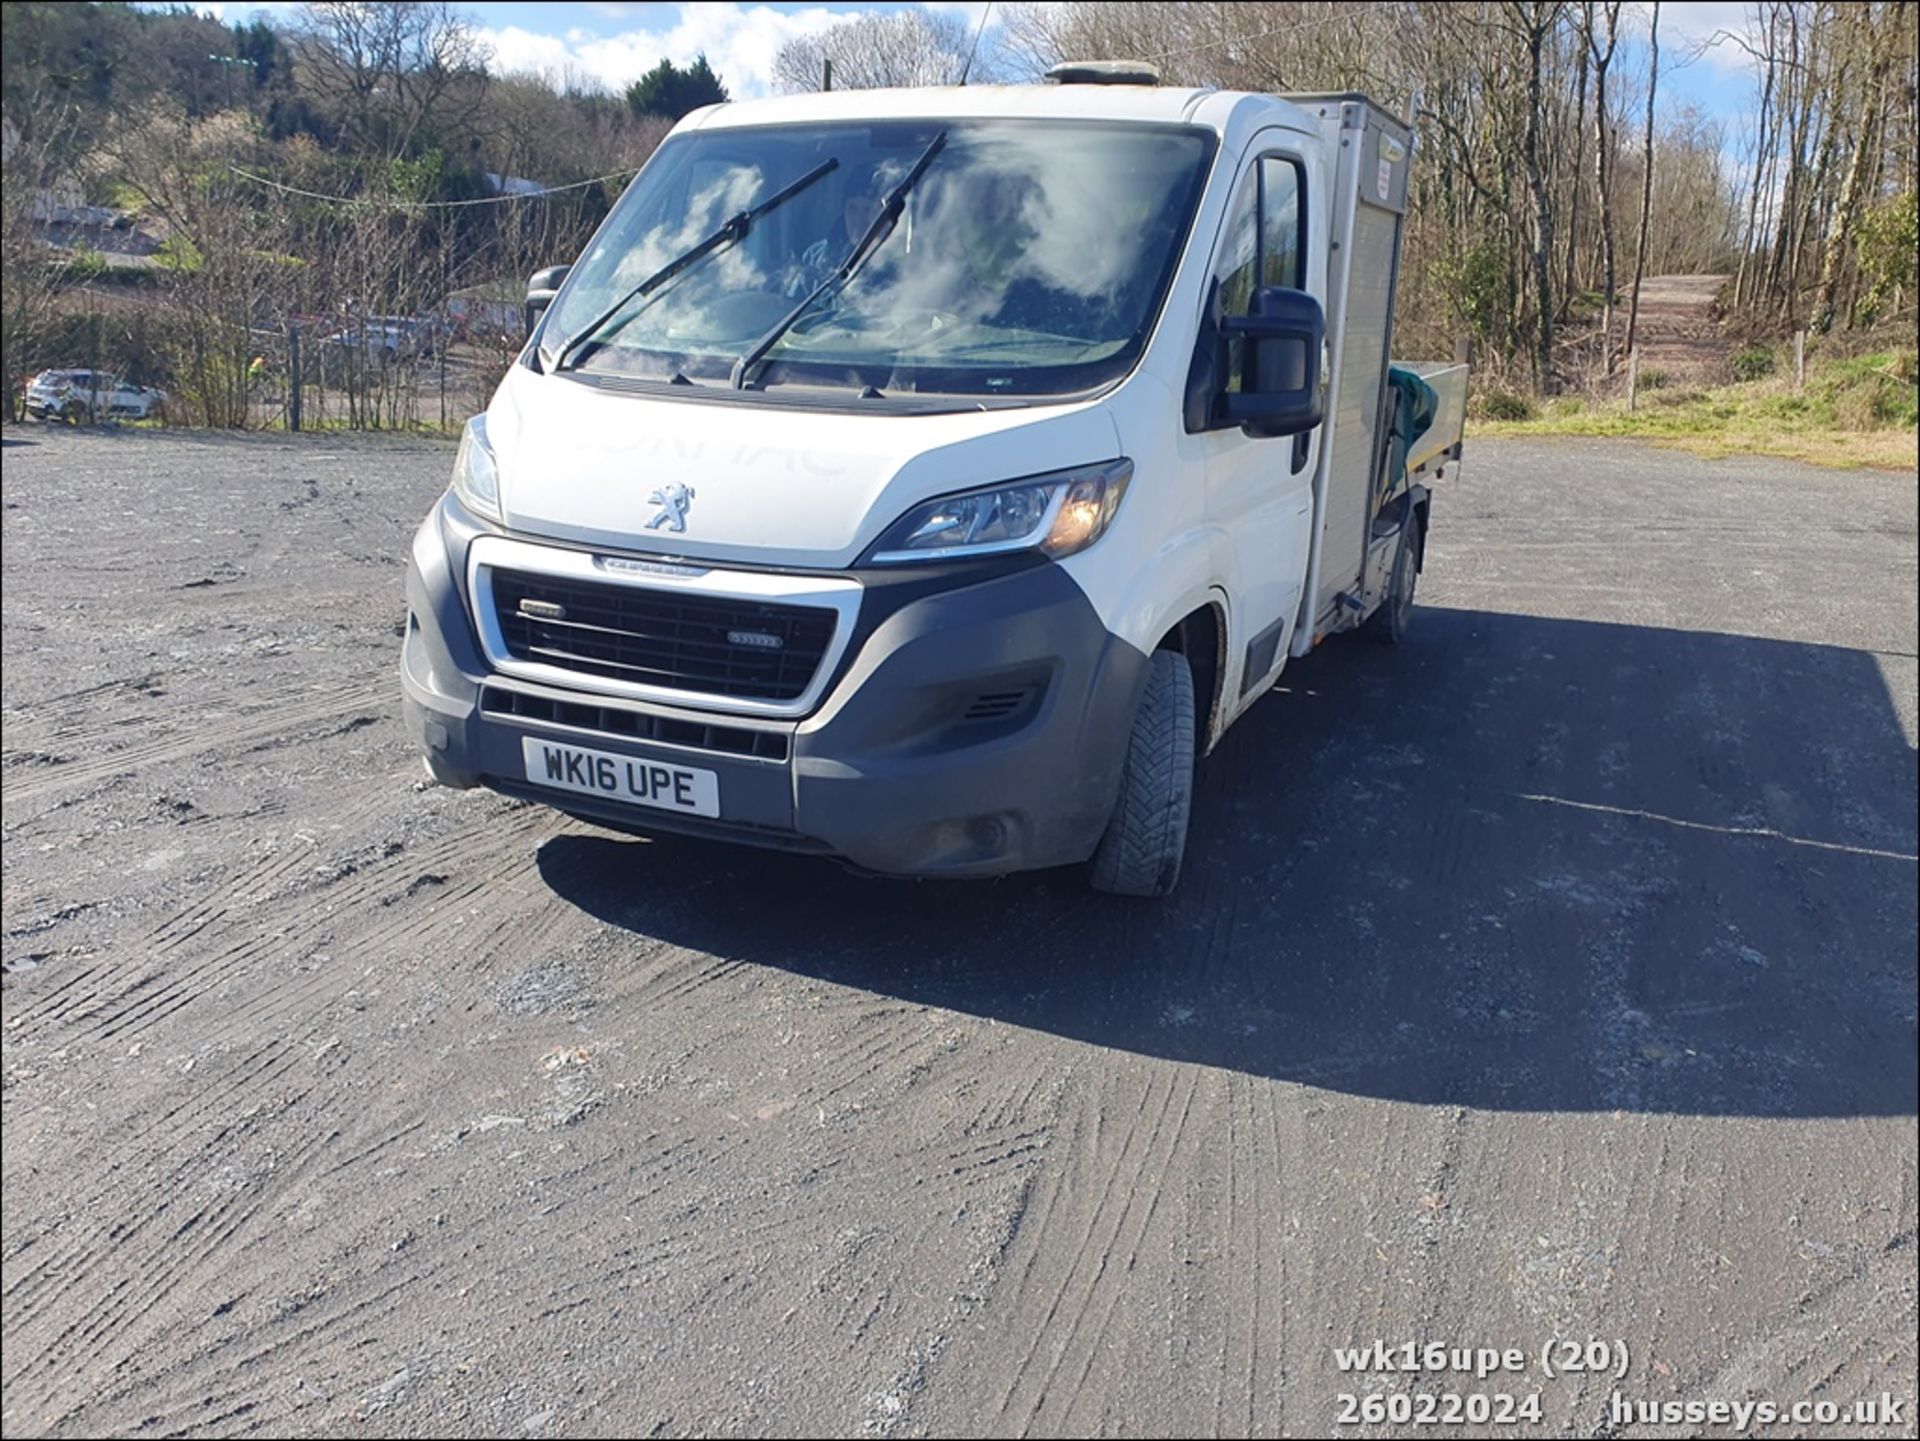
xmin=480 ymin=687 xmax=789 ymax=761
xmin=489 ymin=570 xmax=836 ymax=703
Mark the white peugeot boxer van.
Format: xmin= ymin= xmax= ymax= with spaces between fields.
xmin=401 ymin=66 xmax=1466 ymax=895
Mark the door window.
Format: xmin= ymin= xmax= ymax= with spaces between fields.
xmin=1216 ymin=171 xmax=1259 ymax=388
xmin=1215 ymin=154 xmax=1305 ymax=394
xmin=1259 ymin=157 xmax=1302 ymax=290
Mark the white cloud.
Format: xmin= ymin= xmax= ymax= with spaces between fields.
xmin=1631 ymin=1 xmax=1763 ymax=76
xmin=477 ymin=3 xmax=861 ymax=100
xmin=478 ymin=24 xmax=582 ymax=81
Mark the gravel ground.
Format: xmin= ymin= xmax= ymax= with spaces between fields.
xmin=2 ymin=425 xmax=1915 ymax=1439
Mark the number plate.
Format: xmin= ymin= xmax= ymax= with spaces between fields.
xmin=521 ymin=737 xmax=718 ymax=817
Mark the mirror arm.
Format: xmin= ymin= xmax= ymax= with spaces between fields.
xmin=524 ymin=265 xmax=572 ymax=341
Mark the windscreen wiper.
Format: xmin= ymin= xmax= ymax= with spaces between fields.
xmin=730 ymin=132 xmax=947 ymax=390
xmin=550 ymin=158 xmax=838 ymax=373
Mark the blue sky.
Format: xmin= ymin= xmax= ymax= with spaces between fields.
xmin=184 ymin=2 xmax=1761 ymax=131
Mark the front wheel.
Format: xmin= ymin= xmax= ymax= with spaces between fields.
xmin=1089 ymin=648 xmax=1196 ymax=897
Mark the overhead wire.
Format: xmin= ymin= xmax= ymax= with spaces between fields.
xmin=227 ymin=164 xmax=638 ymax=209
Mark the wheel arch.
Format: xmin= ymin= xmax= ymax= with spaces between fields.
xmin=1153 ymin=597 xmax=1229 ymax=753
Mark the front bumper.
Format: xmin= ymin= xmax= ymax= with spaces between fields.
xmin=401 ymin=494 xmax=1148 ymax=877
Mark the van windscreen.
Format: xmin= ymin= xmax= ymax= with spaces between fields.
xmin=540 ymin=119 xmax=1214 ymax=399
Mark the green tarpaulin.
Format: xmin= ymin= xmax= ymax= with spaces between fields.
xmin=1378 ymin=365 xmax=1439 ymax=511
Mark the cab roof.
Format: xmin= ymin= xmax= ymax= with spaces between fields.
xmin=678 ymin=83 xmax=1318 ymax=143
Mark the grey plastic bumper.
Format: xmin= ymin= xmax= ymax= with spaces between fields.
xmin=400 ymin=494 xmax=1149 ymax=877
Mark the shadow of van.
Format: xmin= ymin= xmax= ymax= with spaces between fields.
xmin=537 ymin=606 xmax=1918 ymax=1120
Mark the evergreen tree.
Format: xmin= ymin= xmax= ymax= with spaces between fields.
xmin=624 ymin=53 xmax=729 ymax=121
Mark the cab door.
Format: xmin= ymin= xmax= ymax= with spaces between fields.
xmin=1197 ymin=141 xmax=1323 ymax=716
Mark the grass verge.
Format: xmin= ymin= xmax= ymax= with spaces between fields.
xmin=1472 ymin=349 xmax=1918 ymax=471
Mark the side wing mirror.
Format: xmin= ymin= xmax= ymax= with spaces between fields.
xmin=524 ymin=264 xmax=571 ymax=339
xmin=1219 ymin=286 xmax=1326 ymax=438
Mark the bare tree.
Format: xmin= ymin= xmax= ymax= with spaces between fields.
xmin=1562 ymin=19 xmax=1589 ymax=313
xmin=999 ymin=2 xmax=1193 ymax=83
xmin=294 ymin=1 xmax=485 ymax=161
xmin=102 ymin=105 xmax=297 ymax=427
xmin=1 ymin=95 xmax=81 ymax=420
xmin=1815 ymin=5 xmax=1895 ymax=330
xmin=1679 ymin=0 xmax=1917 ymax=335
xmin=1624 ymin=0 xmax=1658 ymax=360
xmin=772 ymin=10 xmax=977 ymax=93
xmin=1584 ymin=0 xmax=1622 ymax=358
xmin=1732 ymin=3 xmax=1781 ymax=309
xmin=1505 ymin=1 xmax=1565 ymax=389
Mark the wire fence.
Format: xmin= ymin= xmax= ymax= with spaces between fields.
xmin=240 ymin=313 xmax=519 ymax=433
xmin=11 ymin=290 xmax=525 ymax=434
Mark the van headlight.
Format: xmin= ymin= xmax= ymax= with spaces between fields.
xmin=865 ymin=459 xmax=1132 ymax=564
xmin=451 ymin=414 xmax=501 ymax=522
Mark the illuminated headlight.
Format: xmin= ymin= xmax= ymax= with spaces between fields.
xmin=866 ymin=459 xmax=1132 ymax=564
xmin=451 ymin=414 xmax=501 ymax=522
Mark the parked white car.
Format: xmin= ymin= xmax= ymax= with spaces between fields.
xmin=25 ymin=369 xmax=167 ymax=423
xmin=402 ymin=68 xmax=1466 ymax=895
xmin=323 ymin=317 xmax=443 ymax=362
xmin=322 ymin=324 xmax=408 ymax=359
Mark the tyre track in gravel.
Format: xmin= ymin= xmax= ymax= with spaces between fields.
xmin=7 ymin=1083 xmax=340 ymax=1404
xmin=988 ymin=1064 xmax=1185 ymax=1429
xmin=113 ymin=1262 xmax=463 ymax=1439
xmin=1 ymin=806 xmax=569 ymax=1329
xmin=1041 ymin=1071 xmax=1201 ymax=1436
xmin=0 ymin=675 xmax=169 ymax=773
xmin=27 ymin=819 xmax=478 ymax=1046
xmin=1259 ymin=1077 xmax=1317 ymax=1439
xmin=13 ymin=779 xmax=404 ymax=1030
xmin=10 ymin=939 xmax=526 ymax=1437
xmin=4 ymin=705 xmax=580 ymax=1432
xmin=1 ymin=685 xmax=393 ymax=806
xmin=5 ymin=844 xmax=407 ymax=1336
xmin=170 ymin=807 xmax=559 ymax=1052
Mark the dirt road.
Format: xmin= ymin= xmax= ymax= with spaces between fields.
xmin=2 ymin=427 xmax=1915 ymax=1437
xmin=1627 ymin=273 xmax=1731 ymax=382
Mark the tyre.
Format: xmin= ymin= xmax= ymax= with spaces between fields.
xmin=1366 ymin=509 xmax=1420 ymax=644
xmin=63 ymin=400 xmax=91 ymax=426
xmin=1089 ymin=647 xmax=1196 ymax=897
